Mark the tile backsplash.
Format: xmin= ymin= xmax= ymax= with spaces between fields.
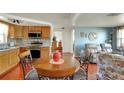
xmin=7 ymin=38 xmax=50 ymax=46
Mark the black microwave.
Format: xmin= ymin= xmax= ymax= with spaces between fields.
xmin=28 ymin=32 xmax=41 ymax=39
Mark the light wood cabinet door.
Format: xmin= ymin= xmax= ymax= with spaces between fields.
xmin=10 ymin=48 xmax=19 ymax=65
xmin=14 ymin=25 xmax=23 ymax=38
xmin=23 ymin=26 xmax=29 ymax=39
xmin=9 ymin=50 xmax=14 ymax=66
xmin=29 ymin=26 xmax=35 ymax=32
xmin=0 ymin=55 xmax=6 ymax=73
xmin=0 ymin=51 xmax=9 ymax=73
xmin=15 ymin=48 xmax=19 ymax=64
xmin=35 ymin=26 xmax=42 ymax=31
xmin=0 ymin=48 xmax=19 ymax=74
xmin=8 ymin=24 xmax=15 ymax=38
xmin=0 ymin=56 xmax=2 ymax=71
xmin=42 ymin=27 xmax=50 ymax=39
xmin=29 ymin=26 xmax=42 ymax=32
xmin=41 ymin=47 xmax=50 ymax=60
xmin=0 ymin=56 xmax=7 ymax=72
xmin=9 ymin=49 xmax=18 ymax=66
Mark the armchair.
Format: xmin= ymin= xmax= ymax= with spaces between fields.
xmin=85 ymin=44 xmax=99 ymax=63
xmin=79 ymin=44 xmax=99 ymax=63
xmin=85 ymin=44 xmax=98 ymax=53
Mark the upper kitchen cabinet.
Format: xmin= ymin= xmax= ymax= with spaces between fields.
xmin=28 ymin=26 xmax=51 ymax=39
xmin=8 ymin=24 xmax=15 ymax=38
xmin=28 ymin=26 xmax=35 ymax=31
xmin=29 ymin=26 xmax=42 ymax=32
xmin=42 ymin=27 xmax=50 ymax=39
xmin=35 ymin=26 xmax=42 ymax=31
xmin=14 ymin=25 xmax=23 ymax=38
xmin=22 ymin=26 xmax=29 ymax=39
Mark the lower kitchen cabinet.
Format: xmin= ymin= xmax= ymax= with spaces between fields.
xmin=9 ymin=49 xmax=19 ymax=65
xmin=0 ymin=51 xmax=9 ymax=73
xmin=40 ymin=47 xmax=50 ymax=60
xmin=0 ymin=48 xmax=19 ymax=75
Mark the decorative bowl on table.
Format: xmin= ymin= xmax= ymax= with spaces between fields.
xmin=50 ymin=51 xmax=64 ymax=65
xmin=50 ymin=58 xmax=64 ymax=65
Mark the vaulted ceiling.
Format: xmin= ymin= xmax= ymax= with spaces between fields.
xmin=0 ymin=13 xmax=124 ymax=31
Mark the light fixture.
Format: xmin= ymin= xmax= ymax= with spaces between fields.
xmin=8 ymin=18 xmax=22 ymax=24
xmin=13 ymin=19 xmax=20 ymax=24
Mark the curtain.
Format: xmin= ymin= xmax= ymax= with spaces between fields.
xmin=117 ymin=27 xmax=124 ymax=48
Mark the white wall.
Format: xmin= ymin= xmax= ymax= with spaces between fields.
xmin=62 ymin=29 xmax=73 ymax=53
xmin=53 ymin=29 xmax=74 ymax=53
xmin=70 ymin=29 xmax=74 ymax=53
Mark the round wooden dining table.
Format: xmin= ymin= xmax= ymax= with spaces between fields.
xmin=33 ymin=54 xmax=80 ymax=78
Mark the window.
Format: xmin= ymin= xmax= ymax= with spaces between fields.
xmin=0 ymin=23 xmax=8 ymax=43
xmin=117 ymin=27 xmax=124 ymax=48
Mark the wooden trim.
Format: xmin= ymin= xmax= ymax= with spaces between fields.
xmin=0 ymin=63 xmax=19 ymax=79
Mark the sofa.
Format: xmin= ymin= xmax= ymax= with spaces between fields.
xmin=100 ymin=43 xmax=123 ymax=55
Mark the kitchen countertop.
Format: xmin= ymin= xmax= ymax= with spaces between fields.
xmin=0 ymin=46 xmax=20 ymax=52
xmin=20 ymin=44 xmax=50 ymax=48
xmin=0 ymin=44 xmax=50 ymax=52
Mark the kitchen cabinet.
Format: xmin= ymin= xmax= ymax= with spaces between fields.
xmin=9 ymin=49 xmax=19 ymax=65
xmin=9 ymin=25 xmax=27 ymax=39
xmin=8 ymin=24 xmax=15 ymax=38
xmin=14 ymin=25 xmax=23 ymax=38
xmin=35 ymin=26 xmax=42 ymax=31
xmin=8 ymin=25 xmax=50 ymax=39
xmin=0 ymin=48 xmax=19 ymax=75
xmin=26 ymin=26 xmax=51 ymax=39
xmin=23 ymin=26 xmax=29 ymax=39
xmin=0 ymin=51 xmax=9 ymax=73
xmin=41 ymin=47 xmax=50 ymax=59
xmin=0 ymin=56 xmax=1 ymax=71
xmin=29 ymin=26 xmax=42 ymax=31
xmin=42 ymin=27 xmax=50 ymax=39
xmin=28 ymin=26 xmax=35 ymax=31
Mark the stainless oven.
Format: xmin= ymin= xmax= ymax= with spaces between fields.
xmin=29 ymin=46 xmax=41 ymax=59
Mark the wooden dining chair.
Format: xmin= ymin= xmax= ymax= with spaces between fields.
xmin=19 ymin=50 xmax=39 ymax=80
xmin=73 ymin=68 xmax=86 ymax=80
xmin=19 ymin=50 xmax=32 ymax=62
